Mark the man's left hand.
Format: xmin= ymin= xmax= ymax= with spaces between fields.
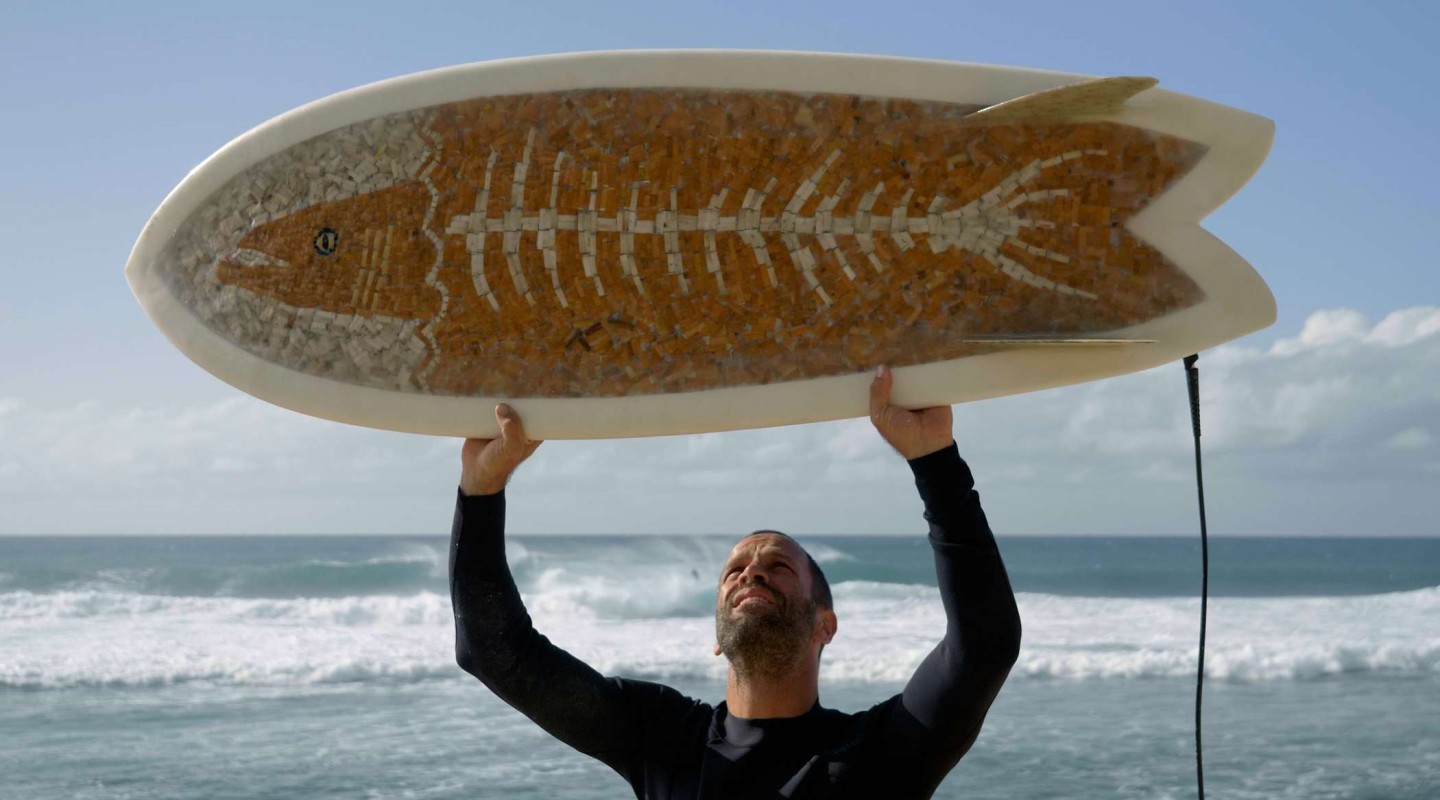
xmin=869 ymin=365 xmax=954 ymax=460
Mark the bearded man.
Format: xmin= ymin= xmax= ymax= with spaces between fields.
xmin=450 ymin=365 xmax=1021 ymax=799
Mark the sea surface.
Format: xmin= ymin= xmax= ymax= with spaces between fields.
xmin=1 ymin=534 xmax=1437 ymax=799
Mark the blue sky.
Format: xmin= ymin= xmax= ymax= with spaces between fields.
xmin=1 ymin=0 xmax=1436 ymax=535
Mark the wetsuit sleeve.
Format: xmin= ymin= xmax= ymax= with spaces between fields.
xmin=876 ymin=443 xmax=1022 ymax=788
xmin=449 ymin=489 xmax=703 ymax=786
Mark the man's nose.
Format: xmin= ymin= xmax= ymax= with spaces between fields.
xmin=740 ymin=562 xmax=769 ymax=584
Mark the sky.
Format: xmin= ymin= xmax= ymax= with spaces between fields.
xmin=1 ymin=0 xmax=1436 ymax=536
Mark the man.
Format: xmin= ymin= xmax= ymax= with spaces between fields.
xmin=450 ymin=365 xmax=1021 ymax=799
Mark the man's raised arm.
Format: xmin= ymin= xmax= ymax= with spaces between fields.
xmin=867 ymin=366 xmax=1023 ymax=790
xmin=448 ymin=405 xmax=698 ymax=780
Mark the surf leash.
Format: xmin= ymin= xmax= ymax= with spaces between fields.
xmin=1183 ymin=353 xmax=1208 ymax=800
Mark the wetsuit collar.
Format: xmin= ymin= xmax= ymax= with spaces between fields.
xmin=711 ymin=700 xmax=827 ymax=748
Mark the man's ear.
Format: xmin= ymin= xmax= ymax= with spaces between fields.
xmin=714 ymin=642 xmax=723 ymax=657
xmin=819 ymin=608 xmax=837 ymax=645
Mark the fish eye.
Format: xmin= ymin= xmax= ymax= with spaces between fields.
xmin=313 ymin=227 xmax=339 ymax=256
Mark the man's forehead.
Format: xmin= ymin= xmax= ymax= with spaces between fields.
xmin=725 ymin=532 xmax=804 ymax=563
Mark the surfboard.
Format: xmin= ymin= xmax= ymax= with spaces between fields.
xmin=124 ymin=50 xmax=1275 ymax=439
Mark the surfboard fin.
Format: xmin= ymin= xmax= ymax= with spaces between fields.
xmin=964 ymin=76 xmax=1158 ymax=126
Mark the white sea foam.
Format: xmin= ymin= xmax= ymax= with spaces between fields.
xmin=803 ymin=543 xmax=857 ymax=564
xmin=1 ymin=583 xmax=1436 ymax=690
xmin=304 ymin=549 xmax=441 ymax=570
xmin=527 ymin=567 xmax=715 ymax=619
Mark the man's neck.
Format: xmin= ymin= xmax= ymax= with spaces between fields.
xmin=724 ymin=663 xmax=820 ymax=719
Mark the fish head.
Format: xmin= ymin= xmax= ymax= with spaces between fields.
xmin=215 ymin=181 xmax=435 ymax=316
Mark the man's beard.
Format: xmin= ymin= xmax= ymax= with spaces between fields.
xmin=715 ymin=587 xmax=817 ymax=680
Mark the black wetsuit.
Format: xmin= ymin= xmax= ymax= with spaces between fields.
xmin=449 ymin=443 xmax=1021 ymax=799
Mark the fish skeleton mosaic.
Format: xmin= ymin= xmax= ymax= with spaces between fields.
xmin=155 ymin=77 xmax=1212 ymax=402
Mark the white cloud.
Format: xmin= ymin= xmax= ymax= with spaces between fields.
xmin=824 ymin=418 xmax=888 ymax=461
xmin=1269 ymin=308 xmax=1370 ymax=355
xmin=1271 ymin=306 xmax=1440 ymax=354
xmin=2 ymin=307 xmax=1436 ymax=534
xmin=1013 ymin=306 xmax=1440 ymax=483
xmin=1385 ymin=427 xmax=1434 ymax=450
xmin=0 ymin=396 xmax=447 ymax=497
xmin=1369 ymin=308 xmax=1440 ymax=347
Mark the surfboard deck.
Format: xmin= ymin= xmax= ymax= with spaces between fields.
xmin=124 ymin=50 xmax=1275 ymax=439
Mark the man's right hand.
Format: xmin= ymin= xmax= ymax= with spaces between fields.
xmin=460 ymin=403 xmax=543 ymax=496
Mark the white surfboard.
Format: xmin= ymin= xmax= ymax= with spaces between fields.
xmin=125 ymin=50 xmax=1275 ymax=439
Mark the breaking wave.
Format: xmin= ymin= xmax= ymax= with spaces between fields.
xmin=3 ymin=582 xmax=1435 ymax=690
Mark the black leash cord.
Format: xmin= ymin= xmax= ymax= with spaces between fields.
xmin=1183 ymin=354 xmax=1208 ymax=800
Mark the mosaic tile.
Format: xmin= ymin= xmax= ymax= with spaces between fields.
xmin=156 ymin=89 xmax=1206 ymax=399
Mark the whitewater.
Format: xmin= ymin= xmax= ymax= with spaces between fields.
xmin=1 ymin=533 xmax=1437 ymax=799
xmin=3 ymin=583 xmax=1438 ymax=690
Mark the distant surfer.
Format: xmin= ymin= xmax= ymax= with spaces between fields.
xmin=449 ymin=364 xmax=1021 ymax=799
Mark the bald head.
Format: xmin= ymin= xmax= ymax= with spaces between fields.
xmin=734 ymin=530 xmax=832 ymax=611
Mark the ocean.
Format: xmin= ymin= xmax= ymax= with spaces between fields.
xmin=1 ymin=533 xmax=1436 ymax=799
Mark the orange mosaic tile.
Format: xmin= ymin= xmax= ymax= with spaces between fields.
xmin=182 ymin=88 xmax=1205 ymax=398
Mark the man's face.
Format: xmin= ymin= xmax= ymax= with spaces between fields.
xmin=714 ymin=533 xmax=824 ymax=677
